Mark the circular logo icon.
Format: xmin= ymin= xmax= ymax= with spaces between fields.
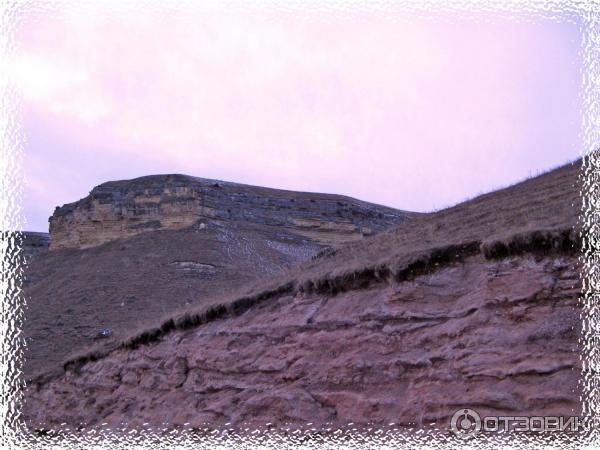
xmin=451 ymin=408 xmax=482 ymax=439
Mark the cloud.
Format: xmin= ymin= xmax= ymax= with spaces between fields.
xmin=7 ymin=52 xmax=111 ymax=125
xmin=12 ymin=5 xmax=583 ymax=231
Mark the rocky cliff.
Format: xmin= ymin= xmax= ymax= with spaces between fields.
xmin=23 ymin=160 xmax=583 ymax=433
xmin=49 ymin=175 xmax=411 ymax=250
xmin=23 ymin=177 xmax=415 ymax=378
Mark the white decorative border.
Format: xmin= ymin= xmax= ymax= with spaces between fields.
xmin=1 ymin=0 xmax=598 ymax=448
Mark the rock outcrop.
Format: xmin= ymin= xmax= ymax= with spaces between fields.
xmin=24 ymin=249 xmax=581 ymax=431
xmin=23 ymin=177 xmax=415 ymax=378
xmin=22 ymin=160 xmax=584 ymax=433
xmin=49 ymin=175 xmax=413 ymax=250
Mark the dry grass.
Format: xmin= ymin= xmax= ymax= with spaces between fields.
xmin=30 ymin=158 xmax=584 ymax=384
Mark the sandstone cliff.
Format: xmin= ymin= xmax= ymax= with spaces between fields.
xmin=49 ymin=175 xmax=412 ymax=250
xmin=23 ymin=177 xmax=414 ymax=378
xmin=23 ymin=160 xmax=583 ymax=433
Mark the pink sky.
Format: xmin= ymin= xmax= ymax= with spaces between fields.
xmin=10 ymin=4 xmax=582 ymax=232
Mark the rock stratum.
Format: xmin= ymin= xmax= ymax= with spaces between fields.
xmin=25 ymin=252 xmax=581 ymax=431
xmin=22 ymin=177 xmax=415 ymax=378
xmin=22 ymin=160 xmax=583 ymax=434
xmin=49 ymin=175 xmax=409 ymax=250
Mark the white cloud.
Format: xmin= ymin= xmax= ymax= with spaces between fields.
xmin=8 ymin=53 xmax=111 ymax=125
xmin=13 ymin=5 xmax=583 ymax=231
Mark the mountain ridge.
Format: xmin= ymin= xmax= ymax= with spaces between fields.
xmin=49 ymin=173 xmax=416 ymax=250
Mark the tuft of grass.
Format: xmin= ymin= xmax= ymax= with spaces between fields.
xmin=481 ymin=228 xmax=581 ymax=260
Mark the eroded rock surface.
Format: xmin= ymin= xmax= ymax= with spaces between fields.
xmin=24 ymin=252 xmax=581 ymax=431
xmin=49 ymin=175 xmax=414 ymax=250
xmin=24 ymin=178 xmax=415 ymax=378
xmin=23 ymin=160 xmax=584 ymax=433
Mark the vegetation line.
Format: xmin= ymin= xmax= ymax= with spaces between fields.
xmin=29 ymin=226 xmax=580 ymax=386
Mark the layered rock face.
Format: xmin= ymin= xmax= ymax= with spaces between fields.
xmin=23 ymin=250 xmax=581 ymax=430
xmin=24 ymin=177 xmax=413 ymax=378
xmin=49 ymin=175 xmax=412 ymax=250
xmin=23 ymin=160 xmax=583 ymax=434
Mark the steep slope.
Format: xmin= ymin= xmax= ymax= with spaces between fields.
xmin=23 ymin=160 xmax=583 ymax=432
xmin=25 ymin=252 xmax=581 ymax=431
xmin=22 ymin=177 xmax=415 ymax=378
